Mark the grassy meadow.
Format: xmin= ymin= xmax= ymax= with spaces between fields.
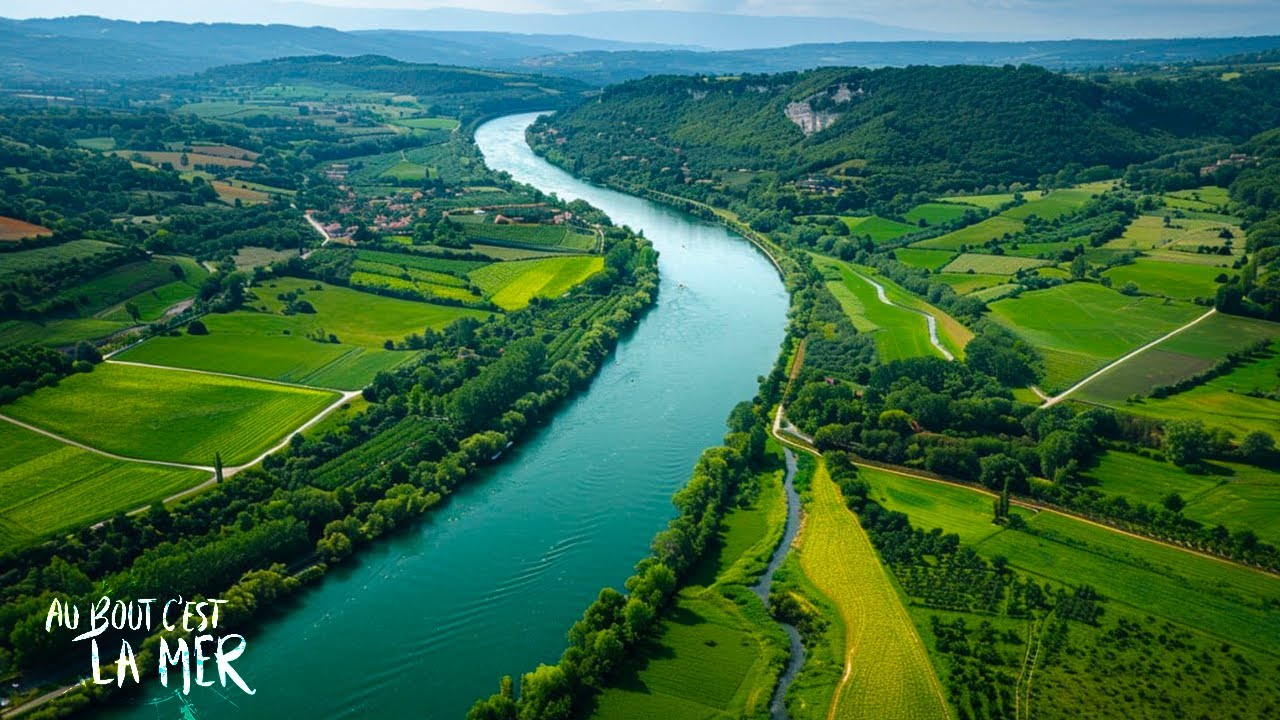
xmin=3 ymin=362 xmax=339 ymax=466
xmin=0 ymin=421 xmax=209 ymax=552
xmin=987 ymin=282 xmax=1204 ymax=392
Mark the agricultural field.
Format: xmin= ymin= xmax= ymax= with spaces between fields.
xmin=211 ymin=181 xmax=271 ymax=205
xmin=1101 ymin=257 xmax=1231 ymax=301
xmin=903 ymin=202 xmax=974 ymax=226
xmin=820 ymin=261 xmax=940 ymax=361
xmin=1104 ymin=215 xmax=1244 ymax=255
xmin=462 ymin=222 xmax=597 ymax=251
xmin=1073 ymin=312 xmax=1280 ymax=403
xmin=912 ymin=216 xmax=1024 ymax=251
xmin=859 ymin=466 xmax=1280 ymax=656
xmin=937 ymin=190 xmax=1044 ymax=210
xmin=1115 ymin=364 xmax=1280 ymax=437
xmin=932 ymin=272 xmax=1006 ymax=295
xmin=355 ymin=248 xmax=488 ymax=276
xmin=233 ymin=246 xmax=300 ymax=271
xmin=0 ymin=318 xmax=132 ymax=350
xmin=111 ymin=150 xmax=256 ymax=169
xmin=70 ymin=256 xmax=207 ymax=320
xmin=893 ymin=248 xmax=955 ymax=271
xmin=796 ymin=462 xmax=949 ymax=720
xmin=119 ymin=277 xmax=483 ymax=387
xmin=987 ymin=282 xmax=1205 ymax=392
xmin=1162 ymin=185 xmax=1232 ymax=212
xmin=590 ymin=460 xmax=787 ymax=720
xmin=1083 ymin=451 xmax=1280 ymax=545
xmin=1001 ymin=241 xmax=1075 ymax=259
xmin=0 ymin=421 xmax=209 ymax=553
xmin=865 ymin=267 xmax=973 ymax=360
xmin=2 ymin=362 xmax=339 ymax=466
xmin=840 ymin=215 xmax=920 ymax=243
xmin=970 ymin=283 xmax=1020 ymax=303
xmin=940 ymin=253 xmax=1049 ymax=275
xmin=393 ymin=116 xmax=460 ymax=131
xmin=0 ymin=239 xmax=120 ymax=279
xmin=468 ymin=256 xmax=604 ymax=310
xmin=1000 ymin=186 xmax=1103 ymax=221
xmin=0 ymin=215 xmax=53 ymax=241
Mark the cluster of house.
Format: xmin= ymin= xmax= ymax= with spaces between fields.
xmin=1200 ymin=153 xmax=1253 ymax=177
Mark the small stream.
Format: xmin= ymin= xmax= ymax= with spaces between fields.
xmin=752 ymin=448 xmax=805 ymax=720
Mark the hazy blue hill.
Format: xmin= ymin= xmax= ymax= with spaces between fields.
xmin=515 ymin=35 xmax=1280 ymax=84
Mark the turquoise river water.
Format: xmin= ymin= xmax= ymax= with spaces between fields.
xmin=107 ymin=112 xmax=788 ymax=719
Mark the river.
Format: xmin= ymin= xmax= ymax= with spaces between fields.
xmin=104 ymin=113 xmax=788 ymax=719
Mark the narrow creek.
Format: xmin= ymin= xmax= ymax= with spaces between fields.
xmin=751 ymin=448 xmax=805 ymax=720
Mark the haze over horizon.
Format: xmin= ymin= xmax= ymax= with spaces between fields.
xmin=3 ymin=0 xmax=1280 ymax=48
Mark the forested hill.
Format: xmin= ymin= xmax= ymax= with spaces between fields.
xmin=147 ymin=55 xmax=591 ymax=123
xmin=533 ymin=64 xmax=1280 ymax=202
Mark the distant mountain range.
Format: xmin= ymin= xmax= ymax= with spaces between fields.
xmin=2 ymin=15 xmax=1280 ymax=87
xmin=0 ymin=16 xmax=685 ymax=82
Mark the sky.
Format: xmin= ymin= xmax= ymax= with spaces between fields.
xmin=3 ymin=0 xmax=1279 ymax=40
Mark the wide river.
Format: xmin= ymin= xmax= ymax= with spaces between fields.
xmin=107 ymin=112 xmax=788 ymax=719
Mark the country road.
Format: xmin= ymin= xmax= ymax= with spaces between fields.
xmin=1039 ymin=308 xmax=1217 ymax=407
xmin=4 ymin=359 xmax=363 ymax=520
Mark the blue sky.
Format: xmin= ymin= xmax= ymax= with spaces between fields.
xmin=4 ymin=0 xmax=1279 ymax=39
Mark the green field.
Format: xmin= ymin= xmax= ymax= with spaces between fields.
xmin=92 ymin=256 xmax=209 ymax=322
xmin=1102 ymin=258 xmax=1232 ymax=301
xmin=462 ymin=222 xmax=596 ymax=251
xmin=0 ymin=239 xmax=121 ymax=280
xmin=1116 ymin=370 xmax=1280 ymax=437
xmin=382 ymin=159 xmax=430 ymax=181
xmin=119 ymin=278 xmax=480 ymax=387
xmin=797 ymin=462 xmax=949 ymax=720
xmin=970 ymin=283 xmax=1020 ymax=303
xmin=591 ymin=459 xmax=787 ymax=719
xmin=903 ymin=203 xmax=973 ymax=226
xmin=0 ymin=317 xmax=133 ymax=349
xmin=941 ymin=253 xmax=1049 ymax=275
xmin=4 ymin=363 xmax=339 ymax=466
xmin=354 ymin=249 xmax=487 ymax=275
xmin=933 ymin=272 xmax=1006 ymax=294
xmin=857 ymin=465 xmax=1280 ymax=656
xmin=893 ymin=248 xmax=955 ymax=271
xmin=1084 ymin=451 xmax=1280 ymax=545
xmin=821 ymin=263 xmax=939 ymax=361
xmin=0 ymin=421 xmax=209 ymax=552
xmin=988 ymin=282 xmax=1204 ymax=392
xmin=1073 ymin=313 xmax=1279 ymax=403
xmin=862 ymin=265 xmax=973 ymax=360
xmin=937 ymin=190 xmax=1044 ymax=210
xmin=468 ymin=256 xmax=604 ymax=310
xmin=394 ymin=116 xmax=460 ymax=130
xmin=841 ymin=215 xmax=919 ymax=243
xmin=119 ymin=333 xmax=409 ymax=390
xmin=912 ymin=216 xmax=1024 ymax=250
xmin=233 ymin=246 xmax=300 ymax=271
xmin=1000 ymin=187 xmax=1099 ymax=221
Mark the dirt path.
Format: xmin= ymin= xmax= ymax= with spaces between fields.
xmin=301 ymin=211 xmax=331 ymax=259
xmin=106 ymin=359 xmax=346 ymax=394
xmin=6 ymin=359 xmax=362 ymax=520
xmin=0 ymin=414 xmax=213 ymax=472
xmin=1040 ymin=308 xmax=1216 ymax=407
xmin=848 ymin=268 xmax=954 ymax=361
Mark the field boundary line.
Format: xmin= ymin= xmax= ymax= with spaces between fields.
xmin=105 ymin=359 xmax=350 ymax=393
xmin=0 ymin=413 xmax=214 ymax=472
xmin=1040 ymin=307 xmax=1216 ymax=407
